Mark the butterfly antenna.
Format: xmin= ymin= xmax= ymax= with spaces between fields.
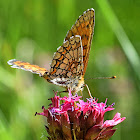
xmin=85 ymin=76 xmax=116 ymax=80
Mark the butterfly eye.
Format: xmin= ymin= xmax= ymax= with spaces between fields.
xmin=44 ymin=72 xmax=48 ymax=75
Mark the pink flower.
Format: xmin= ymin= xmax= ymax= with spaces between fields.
xmin=36 ymin=91 xmax=126 ymax=140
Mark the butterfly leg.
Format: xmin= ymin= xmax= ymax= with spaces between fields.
xmin=58 ymin=90 xmax=68 ymax=94
xmin=80 ymin=90 xmax=84 ymax=100
xmin=80 ymin=90 xmax=83 ymax=96
xmin=85 ymin=84 xmax=93 ymax=98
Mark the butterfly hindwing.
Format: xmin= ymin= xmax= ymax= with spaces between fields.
xmin=46 ymin=35 xmax=83 ymax=82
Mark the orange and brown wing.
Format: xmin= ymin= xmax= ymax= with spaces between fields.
xmin=45 ymin=35 xmax=83 ymax=82
xmin=65 ymin=8 xmax=95 ymax=76
xmin=8 ymin=59 xmax=48 ymax=76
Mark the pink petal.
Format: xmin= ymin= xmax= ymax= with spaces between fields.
xmin=103 ymin=113 xmax=126 ymax=128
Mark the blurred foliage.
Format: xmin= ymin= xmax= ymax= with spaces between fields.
xmin=0 ymin=0 xmax=140 ymax=139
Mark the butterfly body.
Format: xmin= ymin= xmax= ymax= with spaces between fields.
xmin=8 ymin=8 xmax=95 ymax=93
xmin=44 ymin=74 xmax=84 ymax=93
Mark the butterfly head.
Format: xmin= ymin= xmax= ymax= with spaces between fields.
xmin=69 ymin=76 xmax=85 ymax=93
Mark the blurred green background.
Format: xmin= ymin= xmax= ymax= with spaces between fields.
xmin=0 ymin=0 xmax=140 ymax=139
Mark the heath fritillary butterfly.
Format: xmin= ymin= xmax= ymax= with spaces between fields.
xmin=8 ymin=8 xmax=95 ymax=93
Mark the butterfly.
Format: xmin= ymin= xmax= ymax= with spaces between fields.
xmin=8 ymin=8 xmax=95 ymax=93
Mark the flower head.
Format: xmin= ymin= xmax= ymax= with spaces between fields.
xmin=36 ymin=91 xmax=125 ymax=140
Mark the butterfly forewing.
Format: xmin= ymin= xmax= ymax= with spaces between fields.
xmin=65 ymin=9 xmax=95 ymax=76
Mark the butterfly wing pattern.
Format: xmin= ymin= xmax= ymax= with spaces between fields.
xmin=43 ymin=35 xmax=84 ymax=92
xmin=8 ymin=8 xmax=95 ymax=93
xmin=65 ymin=9 xmax=95 ymax=75
xmin=8 ymin=59 xmax=48 ymax=76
